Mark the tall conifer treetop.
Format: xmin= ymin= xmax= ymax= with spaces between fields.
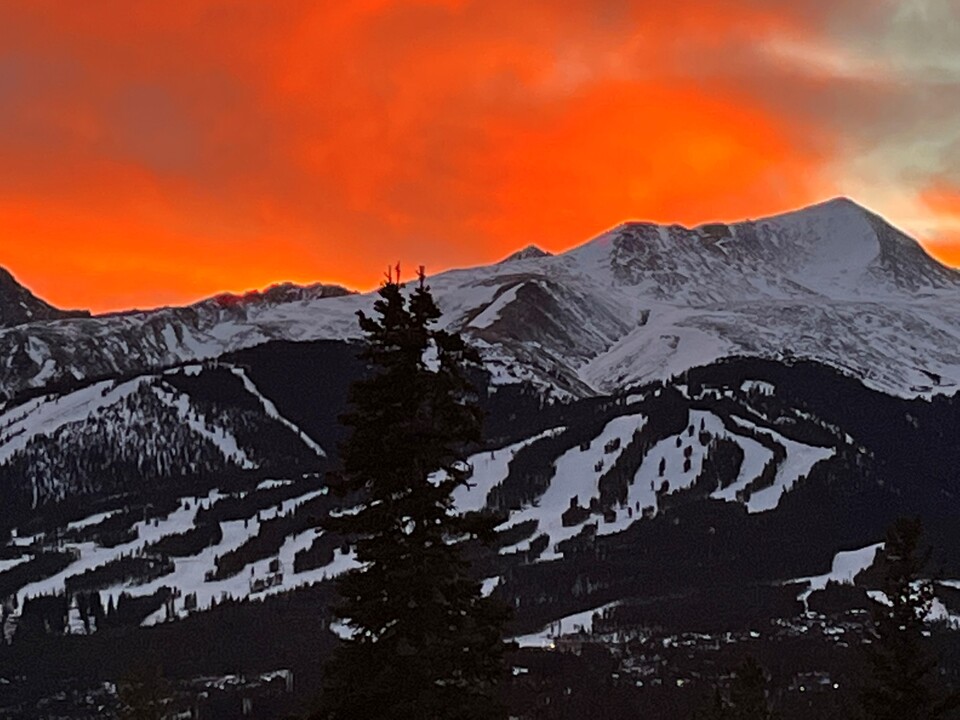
xmin=316 ymin=268 xmax=509 ymax=720
xmin=860 ymin=517 xmax=959 ymax=720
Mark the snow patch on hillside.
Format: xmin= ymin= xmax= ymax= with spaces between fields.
xmin=730 ymin=416 xmax=836 ymax=513
xmin=66 ymin=509 xmax=122 ymax=532
xmin=500 ymin=414 xmax=646 ymax=560
xmin=792 ymin=542 xmax=883 ymax=606
xmin=470 ymin=284 xmax=523 ymax=329
xmin=514 ymin=601 xmax=619 ymax=648
xmin=581 ymin=310 xmax=733 ymax=394
xmin=453 ymin=428 xmax=565 ymax=514
xmin=0 ymin=556 xmax=30 ymax=574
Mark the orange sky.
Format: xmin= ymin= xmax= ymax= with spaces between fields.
xmin=1 ymin=1 xmax=959 ymax=312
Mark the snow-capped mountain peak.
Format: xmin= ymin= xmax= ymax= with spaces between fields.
xmin=431 ymin=198 xmax=960 ymax=396
xmin=564 ymin=196 xmax=957 ymax=303
xmin=498 ymin=245 xmax=553 ymax=264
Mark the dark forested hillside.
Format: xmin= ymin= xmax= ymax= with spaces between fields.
xmin=1 ymin=342 xmax=960 ymax=719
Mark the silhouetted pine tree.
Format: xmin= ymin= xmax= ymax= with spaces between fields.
xmin=697 ymin=656 xmax=775 ymax=720
xmin=728 ymin=657 xmax=775 ymax=720
xmin=116 ymin=665 xmax=169 ymax=720
xmin=315 ymin=268 xmax=509 ymax=720
xmin=696 ymin=688 xmax=729 ymax=720
xmin=860 ymin=517 xmax=959 ymax=720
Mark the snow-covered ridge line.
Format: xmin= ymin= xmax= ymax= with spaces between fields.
xmin=0 ymin=364 xmax=338 ymax=510
xmin=2 ymin=196 xmax=959 ymax=406
xmin=0 ymin=378 xmax=149 ymax=465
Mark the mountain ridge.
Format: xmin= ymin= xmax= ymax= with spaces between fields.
xmin=0 ymin=197 xmax=958 ymax=402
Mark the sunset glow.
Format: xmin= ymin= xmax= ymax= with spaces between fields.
xmin=1 ymin=1 xmax=959 ymax=312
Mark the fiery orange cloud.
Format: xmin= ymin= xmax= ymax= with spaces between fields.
xmin=0 ymin=1 xmax=947 ymax=312
xmin=921 ymin=183 xmax=960 ymax=220
xmin=918 ymin=182 xmax=960 ymax=266
xmin=476 ymin=80 xmax=830 ymax=250
xmin=927 ymin=240 xmax=960 ymax=269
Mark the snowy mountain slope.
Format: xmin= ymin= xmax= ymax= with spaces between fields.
xmin=4 ymin=197 xmax=960 ymax=716
xmin=5 ymin=350 xmax=960 ymax=679
xmin=569 ymin=198 xmax=958 ymax=301
xmin=0 ymin=368 xmax=845 ymax=640
xmin=0 ymin=283 xmax=360 ymax=402
xmin=0 ymin=198 xmax=958 ymax=401
xmin=484 ymin=403 xmax=836 ymax=564
xmin=494 ymin=412 xmax=648 ymax=562
xmin=580 ymin=298 xmax=960 ymax=396
xmin=0 ymin=364 xmax=327 ymax=516
xmin=448 ymin=197 xmax=960 ymax=396
xmin=3 ymin=482 xmax=360 ymax=637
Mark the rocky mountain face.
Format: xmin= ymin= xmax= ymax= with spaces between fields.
xmin=0 ymin=198 xmax=957 ymax=403
xmin=206 ymin=282 xmax=353 ymax=308
xmin=0 ymin=268 xmax=89 ymax=329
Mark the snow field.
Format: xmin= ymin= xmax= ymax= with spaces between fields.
xmin=498 ymin=407 xmax=839 ymax=546
xmin=928 ymin=598 xmax=960 ymax=627
xmin=14 ymin=488 xmax=227 ymax=608
xmin=257 ymin=478 xmax=293 ymax=491
xmin=151 ymin=384 xmax=255 ymax=469
xmin=142 ymin=503 xmax=357 ymax=627
xmin=581 ymin=308 xmax=734 ymax=395
xmin=514 ymin=601 xmax=620 ymax=648
xmin=708 ymin=434 xmax=774 ymax=504
xmin=629 ymin=410 xmax=723 ymax=517
xmin=728 ymin=416 xmax=835 ymax=513
xmin=66 ymin=509 xmax=122 ymax=532
xmin=469 ymin=283 xmax=524 ymax=330
xmin=0 ymin=378 xmax=149 ymax=465
xmin=0 ymin=557 xmax=31 ymax=574
xmin=498 ymin=413 xmax=646 ymax=561
xmin=452 ymin=428 xmax=566 ymax=514
xmin=591 ymin=410 xmax=719 ymax=536
xmin=790 ymin=543 xmax=884 ymax=607
xmin=9 ymin=484 xmax=351 ymax=631
xmin=481 ymin=577 xmax=500 ymax=597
